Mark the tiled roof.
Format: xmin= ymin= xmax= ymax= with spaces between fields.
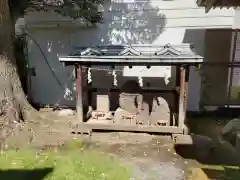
xmin=59 ymin=44 xmax=203 ymax=65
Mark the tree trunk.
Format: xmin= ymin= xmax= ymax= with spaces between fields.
xmin=0 ymin=0 xmax=41 ymax=126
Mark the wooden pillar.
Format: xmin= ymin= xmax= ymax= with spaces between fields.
xmin=178 ymin=66 xmax=188 ymax=134
xmin=184 ymin=66 xmax=189 ymax=121
xmin=82 ymin=67 xmax=88 ymax=112
xmin=75 ymin=64 xmax=84 ymax=123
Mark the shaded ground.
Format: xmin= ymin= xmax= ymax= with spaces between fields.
xmin=181 ymin=115 xmax=240 ymax=180
xmin=2 ymin=110 xmax=240 ymax=180
xmin=0 ymin=168 xmax=53 ymax=180
xmin=186 ymin=115 xmax=240 ymax=165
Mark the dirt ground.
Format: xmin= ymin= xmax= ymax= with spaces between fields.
xmin=2 ymin=110 xmax=240 ymax=180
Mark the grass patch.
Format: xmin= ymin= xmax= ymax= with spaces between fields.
xmin=201 ymin=165 xmax=240 ymax=180
xmin=0 ymin=140 xmax=131 ymax=180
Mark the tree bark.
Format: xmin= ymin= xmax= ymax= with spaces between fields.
xmin=0 ymin=0 xmax=41 ymax=125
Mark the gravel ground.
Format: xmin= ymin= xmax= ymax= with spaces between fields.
xmin=5 ymin=111 xmax=240 ymax=180
xmin=128 ymin=160 xmax=185 ymax=180
xmin=3 ymin=112 xmax=204 ymax=180
xmin=91 ymin=132 xmax=197 ymax=180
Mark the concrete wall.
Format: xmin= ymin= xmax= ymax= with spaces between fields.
xmin=20 ymin=0 xmax=236 ymax=111
xmin=233 ymin=8 xmax=240 ymax=29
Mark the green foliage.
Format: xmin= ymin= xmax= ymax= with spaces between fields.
xmin=8 ymin=0 xmax=105 ymax=24
xmin=54 ymin=0 xmax=105 ymax=22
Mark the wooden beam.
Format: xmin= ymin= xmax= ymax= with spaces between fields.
xmin=75 ymin=65 xmax=84 ymax=123
xmin=73 ymin=123 xmax=183 ymax=134
xmin=59 ymin=56 xmax=203 ymax=66
xmin=87 ymin=87 xmax=178 ymax=93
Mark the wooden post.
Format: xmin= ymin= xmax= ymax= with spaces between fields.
xmin=184 ymin=66 xmax=189 ymax=117
xmin=82 ymin=67 xmax=88 ymax=114
xmin=178 ymin=66 xmax=188 ymax=134
xmin=75 ymin=64 xmax=84 ymax=123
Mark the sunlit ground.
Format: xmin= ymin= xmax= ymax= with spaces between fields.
xmin=0 ymin=140 xmax=130 ymax=180
xmin=1 ymin=115 xmax=240 ymax=180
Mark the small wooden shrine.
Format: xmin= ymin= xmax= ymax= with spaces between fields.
xmin=59 ymin=44 xmax=203 ymax=139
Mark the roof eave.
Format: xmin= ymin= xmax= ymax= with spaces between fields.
xmin=196 ymin=0 xmax=217 ymax=13
xmin=197 ymin=0 xmax=240 ymax=13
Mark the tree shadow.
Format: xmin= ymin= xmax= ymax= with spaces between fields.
xmin=94 ymin=0 xmax=166 ymax=45
xmin=174 ymin=135 xmax=240 ymax=180
xmin=24 ymin=0 xmax=166 ymax=106
xmin=174 ymin=114 xmax=240 ymax=168
xmin=0 ymin=168 xmax=53 ymax=180
xmin=173 ymin=28 xmax=240 ymax=172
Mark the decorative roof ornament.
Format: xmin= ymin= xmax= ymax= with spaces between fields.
xmin=119 ymin=46 xmax=141 ymax=56
xmin=155 ymin=43 xmax=181 ymax=56
xmin=80 ymin=48 xmax=101 ymax=56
